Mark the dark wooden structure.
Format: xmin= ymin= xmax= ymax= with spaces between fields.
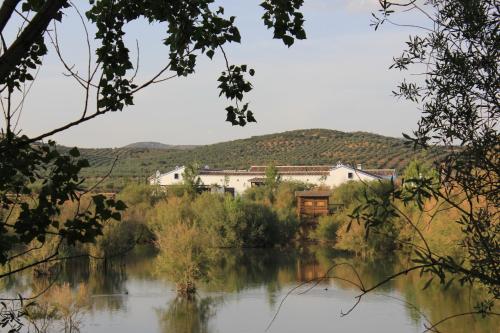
xmin=295 ymin=191 xmax=331 ymax=223
xmin=248 ymin=177 xmax=266 ymax=187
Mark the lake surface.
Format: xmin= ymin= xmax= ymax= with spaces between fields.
xmin=2 ymin=246 xmax=498 ymax=333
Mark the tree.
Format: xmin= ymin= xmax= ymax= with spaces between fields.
xmin=0 ymin=0 xmax=306 ymax=282
xmin=347 ymin=0 xmax=499 ymax=323
xmin=264 ymin=163 xmax=281 ymax=204
xmin=0 ymin=2 xmax=306 ymax=329
xmin=401 ymin=158 xmax=439 ymax=191
xmin=265 ymin=163 xmax=281 ymax=191
xmin=182 ymin=163 xmax=202 ymax=198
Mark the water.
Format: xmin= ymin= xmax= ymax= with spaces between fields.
xmin=1 ymin=247 xmax=498 ymax=333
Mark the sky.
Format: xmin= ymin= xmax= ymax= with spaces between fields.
xmin=3 ymin=0 xmax=428 ymax=148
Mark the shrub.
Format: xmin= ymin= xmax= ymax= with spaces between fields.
xmin=118 ymin=183 xmax=158 ymax=206
xmin=223 ymin=198 xmax=280 ymax=247
xmin=313 ymin=215 xmax=342 ymax=242
xmin=26 ymin=283 xmax=90 ymax=333
xmin=148 ymin=196 xmax=194 ymax=234
xmin=155 ymin=222 xmax=209 ymax=296
xmin=330 ymin=181 xmax=402 ymax=256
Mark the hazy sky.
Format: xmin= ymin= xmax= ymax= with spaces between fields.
xmin=4 ymin=0 xmax=427 ymax=148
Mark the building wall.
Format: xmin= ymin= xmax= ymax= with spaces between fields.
xmin=198 ymin=174 xmax=256 ymax=194
xmin=155 ymin=166 xmax=185 ymax=186
xmin=324 ymin=167 xmax=379 ymax=188
xmin=151 ymin=165 xmax=382 ymax=196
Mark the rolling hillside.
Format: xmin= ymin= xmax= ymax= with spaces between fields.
xmin=123 ymin=142 xmax=198 ymax=150
xmin=75 ymin=129 xmax=446 ymax=190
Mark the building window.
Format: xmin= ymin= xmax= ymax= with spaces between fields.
xmin=174 ymin=173 xmax=179 ymax=180
xmin=304 ymin=201 xmax=313 ymax=207
xmin=316 ymin=201 xmax=326 ymax=207
xmin=348 ymin=172 xmax=353 ymax=179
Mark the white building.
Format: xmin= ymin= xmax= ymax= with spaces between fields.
xmin=150 ymin=163 xmax=396 ymax=196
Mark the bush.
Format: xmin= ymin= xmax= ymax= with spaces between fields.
xmin=223 ymin=198 xmax=280 ymax=247
xmin=155 ymin=222 xmax=209 ymax=296
xmin=148 ymin=195 xmax=194 ymax=234
xmin=313 ymin=215 xmax=342 ymax=242
xmin=330 ymin=181 xmax=402 ymax=256
xmin=90 ymin=219 xmax=146 ymax=258
xmin=118 ymin=183 xmax=159 ymax=206
xmin=242 ymin=186 xmax=272 ymax=205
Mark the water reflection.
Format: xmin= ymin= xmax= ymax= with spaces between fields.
xmin=1 ymin=246 xmax=498 ymax=333
xmin=157 ymin=296 xmax=222 ymax=333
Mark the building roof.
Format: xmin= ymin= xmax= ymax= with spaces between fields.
xmin=198 ymin=166 xmax=330 ymax=176
xmin=364 ymin=169 xmax=397 ymax=178
xmin=249 ymin=165 xmax=332 ymax=174
xmin=327 ymin=164 xmax=384 ymax=180
xmin=198 ymin=169 xmax=262 ymax=176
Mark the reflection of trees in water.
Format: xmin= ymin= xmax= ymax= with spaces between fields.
xmin=54 ymin=258 xmax=129 ymax=312
xmin=312 ymin=246 xmax=398 ymax=292
xmin=394 ymin=270 xmax=499 ymax=333
xmin=202 ymin=248 xmax=298 ymax=293
xmin=308 ymin=247 xmax=499 ymax=332
xmin=0 ymin=269 xmax=31 ymax=295
xmin=88 ymin=263 xmax=128 ymax=312
xmin=199 ymin=247 xmax=400 ymax=305
xmin=4 ymin=246 xmax=498 ymax=332
xmin=156 ymin=296 xmax=222 ymax=333
xmin=59 ymin=248 xmax=158 ymax=313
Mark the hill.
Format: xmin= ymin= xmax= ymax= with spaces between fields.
xmin=123 ymin=142 xmax=198 ymax=150
xmin=76 ymin=129 xmax=446 ymax=191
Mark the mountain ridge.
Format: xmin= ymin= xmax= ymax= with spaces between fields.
xmin=123 ymin=142 xmax=198 ymax=150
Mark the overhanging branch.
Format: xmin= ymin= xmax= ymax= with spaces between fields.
xmin=0 ymin=0 xmax=21 ymax=35
xmin=0 ymin=0 xmax=67 ymax=81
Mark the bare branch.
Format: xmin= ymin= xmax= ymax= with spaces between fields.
xmin=424 ymin=311 xmax=500 ymax=333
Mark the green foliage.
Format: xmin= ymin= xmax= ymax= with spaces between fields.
xmin=330 ymin=180 xmax=374 ymax=206
xmin=324 ymin=181 xmax=405 ymax=255
xmin=264 ymin=163 xmax=280 ymax=190
xmin=371 ymin=0 xmax=499 ymax=303
xmin=312 ymin=215 xmax=341 ymax=242
xmin=242 ymin=186 xmax=271 ymax=204
xmin=0 ymin=139 xmax=125 ymax=268
xmin=402 ymin=158 xmax=439 ymax=191
xmin=2 ymin=0 xmax=306 ymax=126
xmin=260 ymin=0 xmax=306 ymax=46
xmin=223 ymin=198 xmax=280 ymax=248
xmin=155 ymin=222 xmax=210 ymax=296
xmin=182 ymin=163 xmax=202 ymax=198
xmin=148 ymin=191 xmax=298 ymax=295
xmin=0 ymin=0 xmax=307 ymax=284
xmin=242 ymin=181 xmax=306 ymax=242
xmin=117 ymin=183 xmax=157 ymax=206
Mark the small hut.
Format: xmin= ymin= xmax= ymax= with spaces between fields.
xmin=295 ymin=190 xmax=331 ymax=222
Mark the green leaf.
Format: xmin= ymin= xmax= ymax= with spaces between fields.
xmin=422 ymin=277 xmax=434 ymax=290
xmin=69 ymin=147 xmax=80 ymax=157
xmin=115 ymin=200 xmax=127 ymax=211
